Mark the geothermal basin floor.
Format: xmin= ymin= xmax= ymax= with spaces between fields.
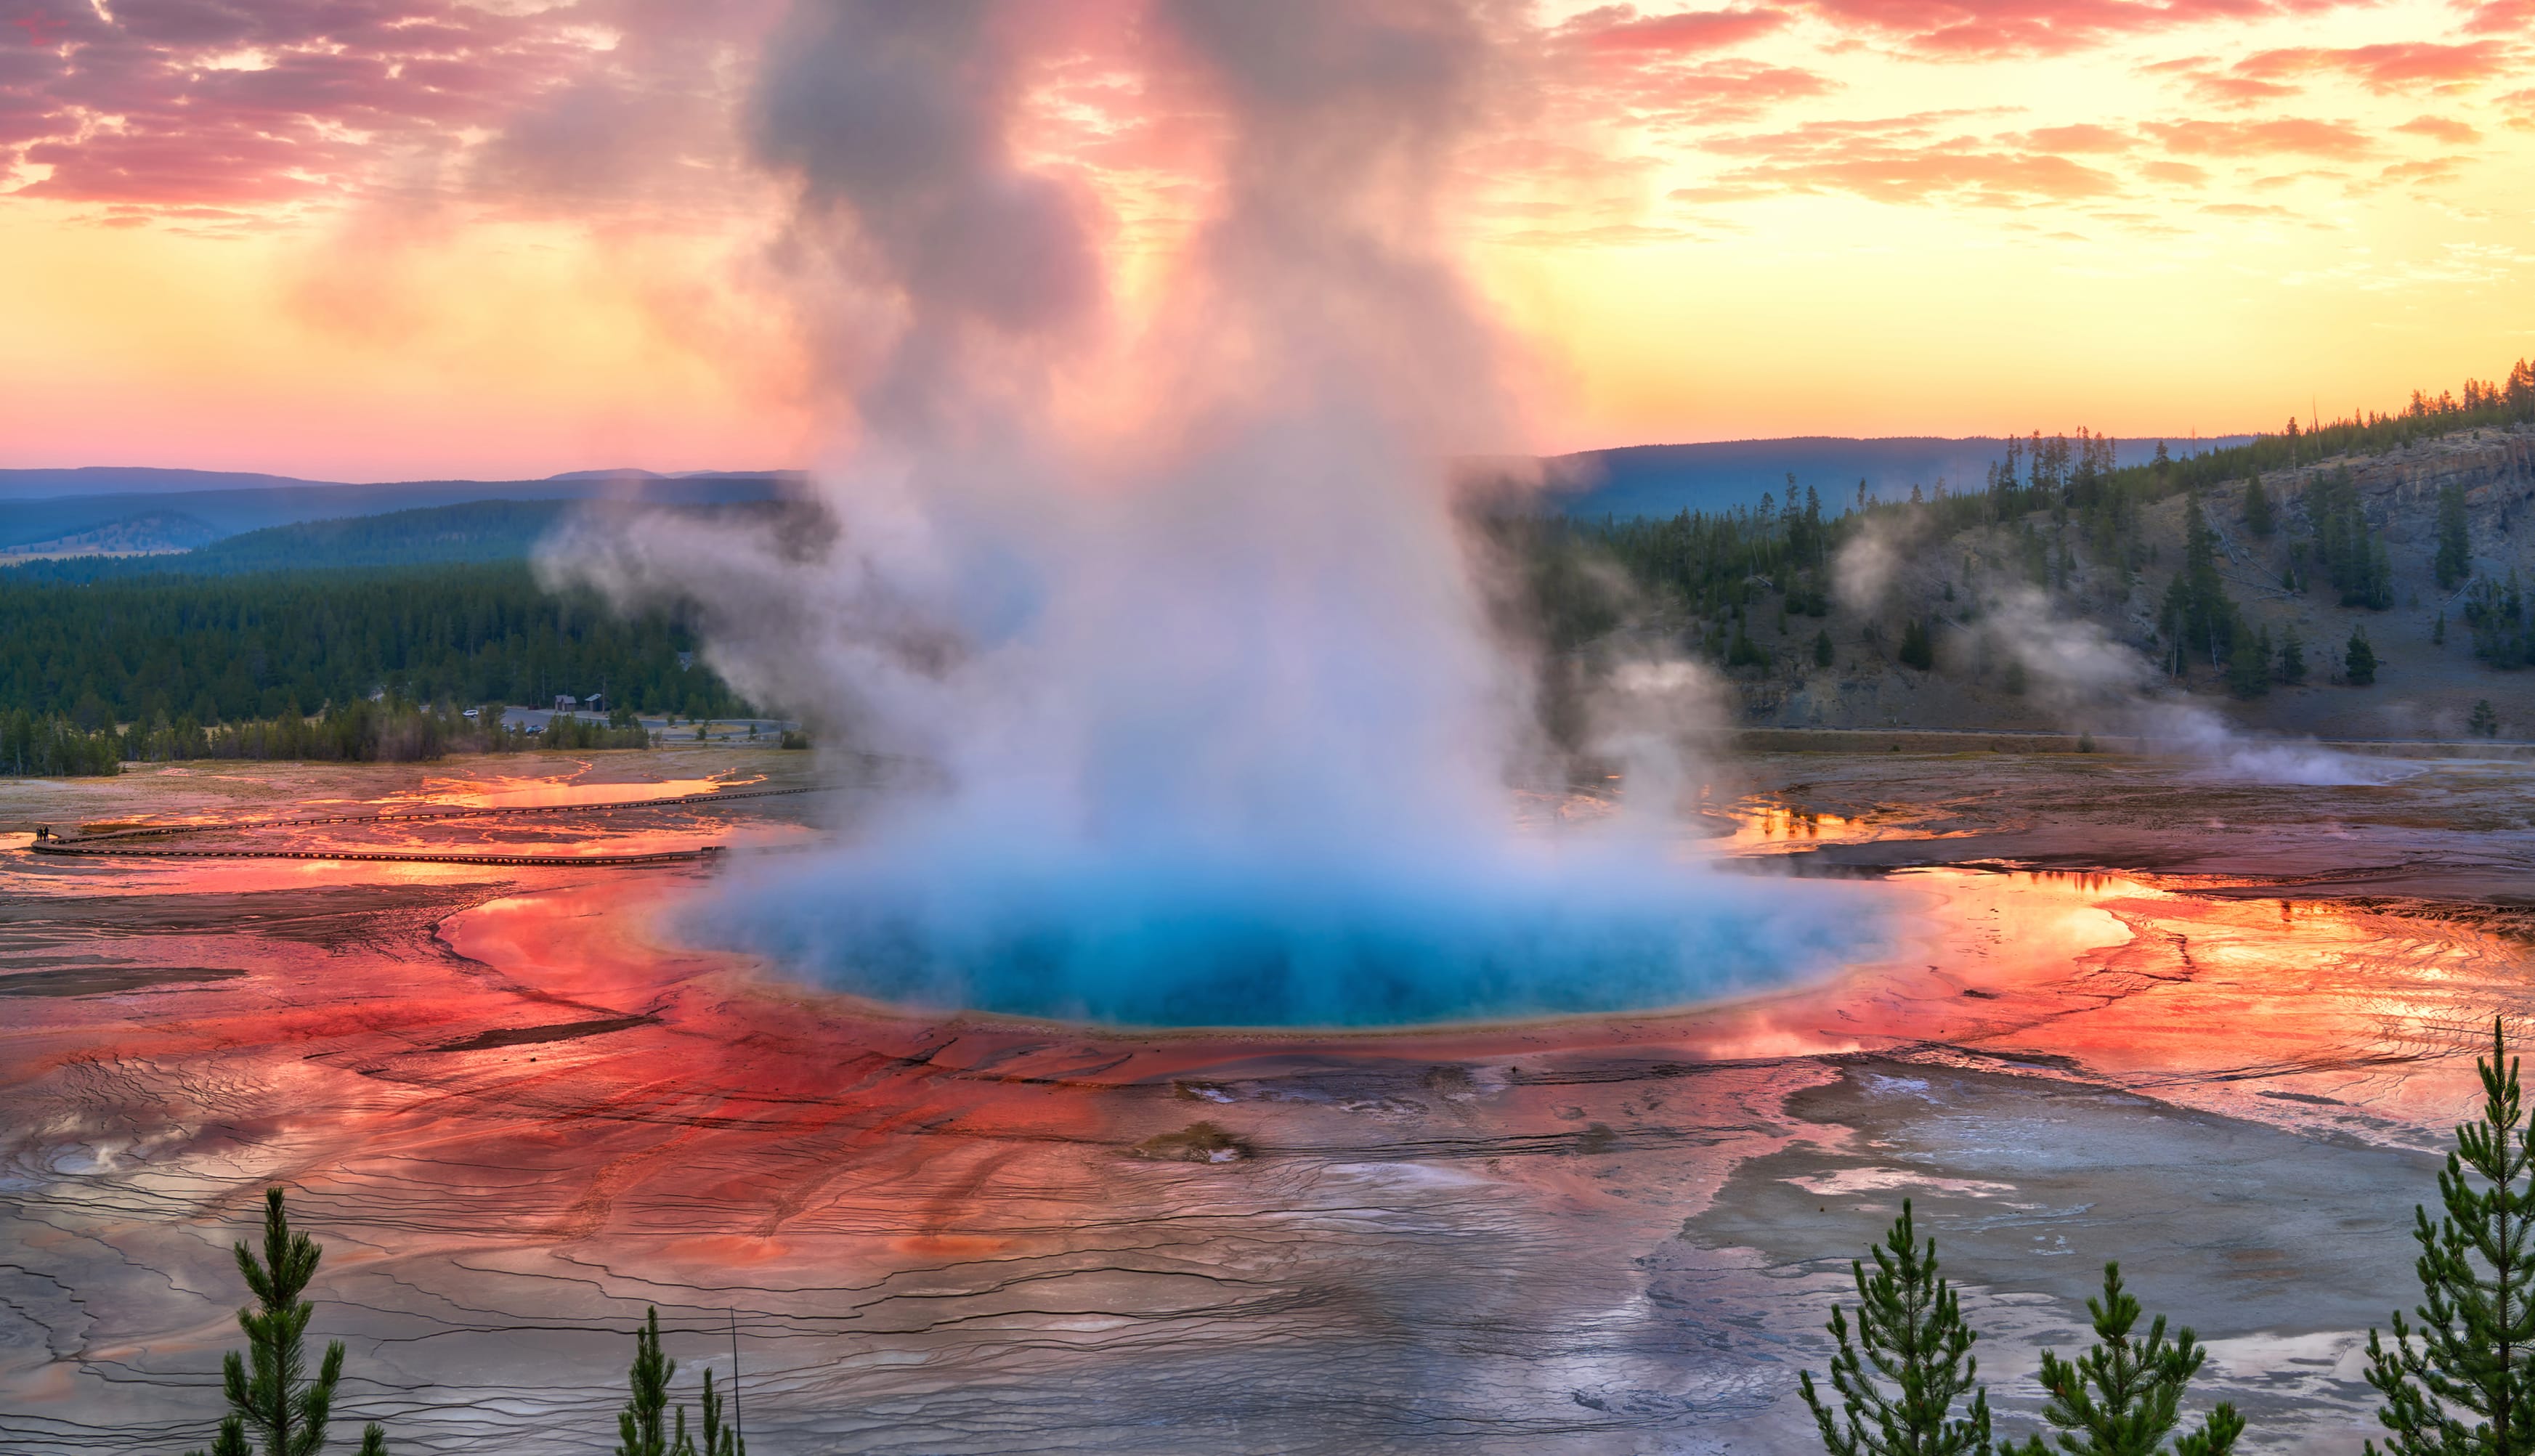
xmin=1 ymin=745 xmax=2530 ymax=1454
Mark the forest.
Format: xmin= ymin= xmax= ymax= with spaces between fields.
xmin=2 ymin=499 xmax=575 ymax=580
xmin=0 ymin=562 xmax=747 ymax=731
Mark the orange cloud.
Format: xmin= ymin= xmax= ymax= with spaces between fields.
xmin=2393 ymin=115 xmax=2483 ymax=144
xmin=2141 ymin=116 xmax=2376 ymax=157
xmin=1797 ymin=0 xmax=2372 ymax=61
xmin=2369 ymin=155 xmax=2470 ymax=187
xmin=1687 ymin=112 xmax=2125 ymax=205
xmin=2016 ymin=122 xmax=2138 ymax=151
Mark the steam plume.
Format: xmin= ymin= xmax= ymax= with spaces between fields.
xmin=1832 ymin=523 xmax=2400 ymax=787
xmin=552 ymin=0 xmax=1874 ymax=1027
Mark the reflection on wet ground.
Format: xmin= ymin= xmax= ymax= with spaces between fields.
xmin=0 ymin=747 xmax=2530 ymax=1454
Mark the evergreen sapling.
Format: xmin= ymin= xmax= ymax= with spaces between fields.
xmin=1801 ymin=1199 xmax=1995 ymax=1455
xmin=617 ymin=1307 xmax=691 ymax=1456
xmin=184 ymin=1187 xmax=388 ymax=1456
xmin=697 ymin=1367 xmax=746 ymax=1456
xmin=2364 ymin=1020 xmax=2535 ymax=1455
xmin=2003 ymin=1263 xmax=2244 ymax=1456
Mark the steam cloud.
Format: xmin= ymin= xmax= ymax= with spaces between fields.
xmin=1832 ymin=521 xmax=2402 ymax=787
xmin=551 ymin=0 xmax=1876 ymax=1027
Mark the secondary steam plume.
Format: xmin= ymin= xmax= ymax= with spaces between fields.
xmin=552 ymin=0 xmax=1873 ymax=1027
xmin=1832 ymin=522 xmax=2398 ymax=787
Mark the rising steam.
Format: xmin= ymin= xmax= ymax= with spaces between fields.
xmin=551 ymin=0 xmax=1876 ymax=1027
xmin=1832 ymin=520 xmax=2401 ymax=787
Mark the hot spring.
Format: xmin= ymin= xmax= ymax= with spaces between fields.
xmin=691 ymin=831 xmax=1886 ymax=1029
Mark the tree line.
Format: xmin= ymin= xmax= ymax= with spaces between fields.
xmin=0 ymin=562 xmax=749 ymax=733
xmin=0 ymin=696 xmax=668 ymax=778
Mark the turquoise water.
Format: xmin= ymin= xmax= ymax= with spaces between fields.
xmin=704 ymin=844 xmax=1883 ymax=1028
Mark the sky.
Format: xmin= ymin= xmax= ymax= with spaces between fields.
xmin=0 ymin=0 xmax=2528 ymax=481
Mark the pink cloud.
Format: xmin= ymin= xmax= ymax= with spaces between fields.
xmin=2457 ymin=0 xmax=2535 ymax=35
xmin=1559 ymin=5 xmax=1796 ymax=54
xmin=1 ymin=1 xmax=779 ymax=216
xmin=1541 ymin=6 xmax=1836 ymax=134
xmin=2234 ymin=40 xmax=2520 ymax=94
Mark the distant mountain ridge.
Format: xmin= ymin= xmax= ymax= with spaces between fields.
xmin=0 ymin=472 xmax=796 ymax=551
xmin=0 ymin=497 xmax=815 ymax=582
xmin=1549 ymin=434 xmax=2258 ymax=521
xmin=0 ymin=438 xmax=2274 ymax=550
xmin=0 ymin=465 xmax=807 ymax=498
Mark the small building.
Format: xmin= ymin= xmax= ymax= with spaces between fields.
xmin=553 ymin=694 xmax=578 ymax=712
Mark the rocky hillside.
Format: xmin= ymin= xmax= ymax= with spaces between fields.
xmin=1708 ymin=425 xmax=2535 ymax=741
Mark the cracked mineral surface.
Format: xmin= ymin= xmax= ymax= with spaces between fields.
xmin=2 ymin=745 xmax=2530 ymax=1453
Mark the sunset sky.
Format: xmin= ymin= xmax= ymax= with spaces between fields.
xmin=2 ymin=0 xmax=2529 ymax=481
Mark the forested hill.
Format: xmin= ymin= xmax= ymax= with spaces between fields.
xmin=1 ymin=500 xmax=572 ymax=580
xmin=1516 ymin=360 xmax=2535 ymax=742
xmin=0 ymin=563 xmax=749 ymax=729
xmin=180 ymin=499 xmax=568 ymax=573
xmin=0 ymin=498 xmax=819 ymax=581
xmin=1546 ymin=434 xmax=2258 ymax=521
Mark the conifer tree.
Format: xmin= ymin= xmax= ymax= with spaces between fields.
xmin=696 ymin=1367 xmax=746 ymax=1456
xmin=1816 ymin=628 xmax=1836 ymax=667
xmin=2226 ymin=627 xmax=2271 ymax=698
xmin=1899 ymin=619 xmax=1935 ymax=671
xmin=2348 ymin=629 xmax=2380 ymax=686
xmin=2277 ymin=628 xmax=2307 ymax=686
xmin=1802 ymin=1200 xmax=1995 ymax=1456
xmin=2004 ymin=1263 xmax=2244 ymax=1456
xmin=2437 ymin=483 xmax=2472 ymax=591
xmin=1729 ymin=625 xmax=1770 ymax=668
xmin=2365 ymin=1020 xmax=2535 ymax=1455
xmin=2162 ymin=497 xmax=2236 ymax=666
xmin=184 ymin=1187 xmax=389 ymax=1456
xmin=2469 ymin=700 xmax=2499 ymax=739
xmin=2242 ymin=476 xmax=2274 ymax=538
xmin=618 ymin=1307 xmax=692 ymax=1456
